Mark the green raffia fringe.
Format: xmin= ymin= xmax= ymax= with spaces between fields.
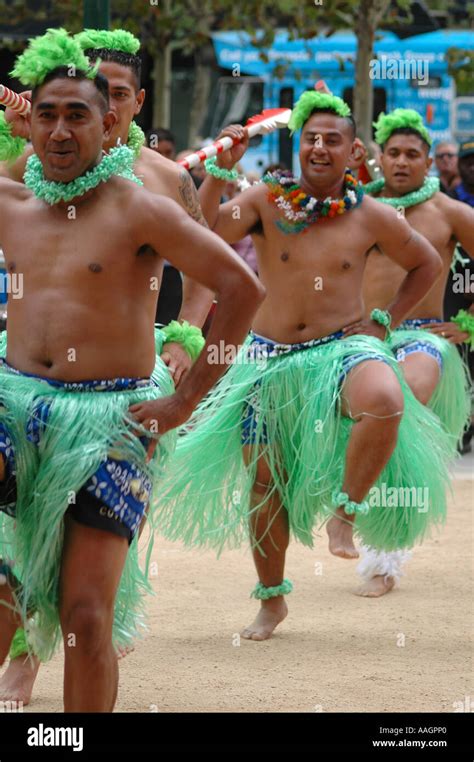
xmin=452 ymin=309 xmax=474 ymax=349
xmin=9 ymin=626 xmax=29 ymax=661
xmin=0 ymin=328 xmax=175 ymax=662
xmin=161 ymin=320 xmax=205 ymax=362
xmin=390 ymin=327 xmax=471 ymax=447
xmin=332 ymin=490 xmax=369 ymax=516
xmin=251 ymin=579 xmax=293 ymax=599
xmin=0 ymin=111 xmax=27 ymax=164
xmin=11 ymin=28 xmax=99 ymax=87
xmin=370 ymin=308 xmax=392 ymax=340
xmin=155 ymin=332 xmax=452 ymax=555
xmin=23 ymin=145 xmax=142 ymax=205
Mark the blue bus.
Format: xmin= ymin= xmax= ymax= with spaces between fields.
xmin=209 ymin=29 xmax=474 ymax=174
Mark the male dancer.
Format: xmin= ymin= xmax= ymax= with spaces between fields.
xmin=0 ymin=27 xmax=216 ymax=702
xmin=353 ymin=109 xmax=473 ymax=597
xmin=155 ymin=91 xmax=451 ymax=641
xmin=1 ymin=27 xmax=214 ymax=385
xmin=0 ymin=30 xmax=263 ymax=711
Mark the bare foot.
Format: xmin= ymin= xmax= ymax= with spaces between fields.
xmin=116 ymin=645 xmax=134 ymax=660
xmin=356 ymin=574 xmax=395 ymax=598
xmin=0 ymin=655 xmax=40 ymax=705
xmin=241 ymin=597 xmax=288 ymax=641
xmin=326 ymin=507 xmax=359 ymax=559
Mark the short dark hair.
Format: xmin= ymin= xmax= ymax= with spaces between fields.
xmin=86 ymin=48 xmax=141 ymax=90
xmin=305 ymin=108 xmax=357 ymax=139
xmin=31 ymin=66 xmax=110 ymax=113
xmin=381 ymin=127 xmax=430 ymax=153
xmin=146 ymin=127 xmax=175 ymax=146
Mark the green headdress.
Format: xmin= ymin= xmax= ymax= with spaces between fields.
xmin=288 ymin=91 xmax=352 ymax=134
xmin=11 ymin=27 xmax=99 ymax=87
xmin=373 ymin=108 xmax=432 ymax=147
xmin=75 ymin=28 xmax=140 ymax=55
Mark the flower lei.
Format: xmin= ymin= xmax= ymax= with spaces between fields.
xmin=263 ymin=169 xmax=364 ymax=234
xmin=23 ymin=144 xmax=143 ymax=205
xmin=127 ymin=121 xmax=145 ymax=160
xmin=362 ymin=176 xmax=439 ymax=208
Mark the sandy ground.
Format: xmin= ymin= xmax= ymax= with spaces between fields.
xmin=11 ymin=457 xmax=473 ymax=713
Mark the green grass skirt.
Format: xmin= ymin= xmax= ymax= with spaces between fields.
xmin=389 ymin=328 xmax=470 ymax=447
xmin=155 ymin=333 xmax=452 ymax=555
xmin=0 ymin=329 xmax=176 ymax=662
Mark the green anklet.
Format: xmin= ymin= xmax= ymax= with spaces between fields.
xmin=332 ymin=490 xmax=370 ymax=516
xmin=251 ymin=579 xmax=293 ymax=600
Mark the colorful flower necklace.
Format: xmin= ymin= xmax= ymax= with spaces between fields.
xmin=362 ymin=176 xmax=439 ymax=208
xmin=263 ymin=170 xmax=364 ymax=233
xmin=24 ymin=144 xmax=143 ymax=205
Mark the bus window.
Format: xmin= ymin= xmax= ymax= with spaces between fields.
xmin=279 ymin=87 xmax=294 ymax=171
xmin=206 ymin=76 xmax=264 ymax=147
xmin=343 ymin=87 xmax=387 ymax=122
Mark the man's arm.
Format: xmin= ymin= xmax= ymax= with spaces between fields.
xmin=174 ymin=167 xmax=215 ymax=328
xmin=369 ymin=199 xmax=443 ymax=328
xmin=197 ymin=123 xmax=261 ymax=242
xmin=446 ymin=196 xmax=474 ymax=258
xmin=0 ymin=144 xmax=34 ymax=182
xmin=129 ymin=192 xmax=265 ymax=446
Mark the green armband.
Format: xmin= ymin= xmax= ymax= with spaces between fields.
xmin=0 ymin=111 xmax=27 ymax=164
xmin=204 ymin=155 xmax=239 ymax=182
xmin=161 ymin=320 xmax=205 ymax=362
xmin=452 ymin=309 xmax=474 ymax=348
xmin=370 ymin=308 xmax=392 ymax=340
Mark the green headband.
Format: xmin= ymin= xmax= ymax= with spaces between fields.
xmin=75 ymin=28 xmax=140 ymax=55
xmin=373 ymin=108 xmax=432 ymax=146
xmin=288 ymin=91 xmax=352 ymax=134
xmin=11 ymin=28 xmax=99 ymax=87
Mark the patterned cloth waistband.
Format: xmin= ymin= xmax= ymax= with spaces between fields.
xmin=248 ymin=329 xmax=344 ymax=359
xmin=397 ymin=318 xmax=442 ymax=331
xmin=0 ymin=358 xmax=153 ymax=392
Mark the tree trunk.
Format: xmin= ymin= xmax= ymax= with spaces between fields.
xmin=187 ymin=43 xmax=214 ymax=147
xmin=152 ymin=43 xmax=172 ymax=128
xmin=353 ymin=0 xmax=391 ymax=145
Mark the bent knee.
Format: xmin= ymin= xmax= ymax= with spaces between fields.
xmin=353 ymin=377 xmax=404 ymax=420
xmin=60 ymin=601 xmax=112 ymax=653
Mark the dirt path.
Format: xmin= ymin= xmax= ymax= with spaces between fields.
xmin=17 ymin=475 xmax=473 ymax=713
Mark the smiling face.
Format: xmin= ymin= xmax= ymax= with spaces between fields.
xmin=98 ymin=61 xmax=145 ymax=150
xmin=299 ymin=112 xmax=356 ymax=193
xmin=29 ymin=75 xmax=116 ymax=183
xmin=380 ymin=132 xmax=432 ymax=196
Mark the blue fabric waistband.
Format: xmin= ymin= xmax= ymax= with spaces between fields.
xmin=0 ymin=358 xmax=153 ymax=392
xmin=249 ymin=329 xmax=344 ymax=358
xmin=397 ymin=318 xmax=442 ymax=330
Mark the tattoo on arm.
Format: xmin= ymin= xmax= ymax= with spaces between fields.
xmin=178 ymin=169 xmax=209 ymax=228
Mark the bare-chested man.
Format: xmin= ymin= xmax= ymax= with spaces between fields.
xmin=0 ymin=27 xmax=217 ymax=703
xmin=155 ymin=91 xmax=451 ymax=641
xmin=351 ymin=109 xmax=473 ymax=598
xmin=0 ymin=33 xmax=264 ymax=712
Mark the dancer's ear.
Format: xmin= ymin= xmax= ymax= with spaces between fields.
xmin=103 ymin=109 xmax=118 ymax=141
xmin=133 ymin=89 xmax=145 ymax=116
xmin=425 ymin=155 xmax=433 ymax=174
